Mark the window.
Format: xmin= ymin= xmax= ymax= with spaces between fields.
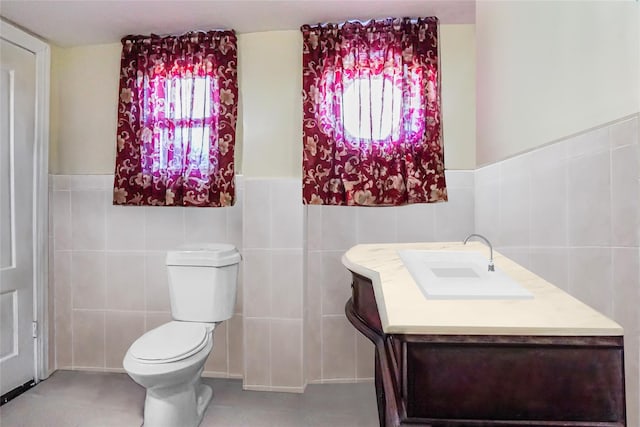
xmin=341 ymin=74 xmax=424 ymax=144
xmin=150 ymin=76 xmax=216 ymax=172
xmin=113 ymin=31 xmax=238 ymax=207
xmin=342 ymin=77 xmax=402 ymax=142
xmin=301 ymin=18 xmax=447 ymax=206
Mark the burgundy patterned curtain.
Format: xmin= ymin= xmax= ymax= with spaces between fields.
xmin=301 ymin=18 xmax=447 ymax=206
xmin=113 ymin=31 xmax=238 ymax=207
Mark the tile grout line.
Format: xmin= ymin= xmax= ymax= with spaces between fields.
xmin=103 ymin=188 xmax=107 ymax=371
xmin=143 ymin=250 xmax=148 ymax=333
xmin=141 ymin=202 xmax=147 ymax=333
xmin=51 ymin=185 xmax=58 ymax=371
xmin=268 ymin=312 xmax=272 ymax=389
xmin=609 ymin=133 xmax=615 ymax=318
xmin=69 ymin=189 xmax=74 ymax=369
xmin=319 ymin=247 xmax=324 ymax=382
xmin=268 ymin=180 xmax=274 ymax=390
xmin=225 ymin=206 xmax=230 ymax=379
xmin=528 ymin=151 xmax=532 ymax=261
xmin=241 ymin=182 xmax=248 ymax=388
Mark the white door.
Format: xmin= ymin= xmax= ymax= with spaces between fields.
xmin=0 ymin=37 xmax=37 ymax=396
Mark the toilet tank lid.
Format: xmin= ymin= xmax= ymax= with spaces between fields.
xmin=167 ymin=243 xmax=241 ymax=267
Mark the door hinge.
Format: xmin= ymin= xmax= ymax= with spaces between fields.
xmin=32 ymin=321 xmax=38 ymax=338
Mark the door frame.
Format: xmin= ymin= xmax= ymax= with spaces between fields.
xmin=0 ymin=19 xmax=50 ymax=382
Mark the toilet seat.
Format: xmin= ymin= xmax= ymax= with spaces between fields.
xmin=130 ymin=321 xmax=211 ymax=364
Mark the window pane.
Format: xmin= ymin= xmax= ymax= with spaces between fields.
xmin=343 ymin=77 xmax=402 ymax=142
xmin=171 ymin=125 xmax=210 ymax=170
xmin=191 ymin=78 xmax=209 ymax=120
xmin=172 ymin=77 xmax=211 ymax=120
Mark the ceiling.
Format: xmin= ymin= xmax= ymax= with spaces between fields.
xmin=0 ymin=0 xmax=475 ymax=47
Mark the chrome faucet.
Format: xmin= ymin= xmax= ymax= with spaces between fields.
xmin=463 ymin=233 xmax=495 ymax=272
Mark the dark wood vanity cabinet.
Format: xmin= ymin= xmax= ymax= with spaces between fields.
xmin=345 ymin=272 xmax=627 ymax=427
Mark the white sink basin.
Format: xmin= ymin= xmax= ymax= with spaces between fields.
xmin=398 ymin=250 xmax=533 ymax=300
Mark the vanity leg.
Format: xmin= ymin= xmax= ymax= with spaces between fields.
xmin=346 ymin=298 xmax=390 ymax=426
xmin=374 ymin=350 xmax=385 ymax=427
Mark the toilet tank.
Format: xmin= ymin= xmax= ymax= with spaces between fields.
xmin=166 ymin=244 xmax=241 ymax=322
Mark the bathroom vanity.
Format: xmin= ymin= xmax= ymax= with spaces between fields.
xmin=342 ymin=242 xmax=626 ymax=427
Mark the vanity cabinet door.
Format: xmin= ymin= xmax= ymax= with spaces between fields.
xmin=403 ymin=335 xmax=626 ymax=425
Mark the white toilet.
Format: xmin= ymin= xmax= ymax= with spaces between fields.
xmin=123 ymin=243 xmax=240 ymax=427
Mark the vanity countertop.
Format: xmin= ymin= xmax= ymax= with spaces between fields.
xmin=342 ymin=242 xmax=623 ymax=336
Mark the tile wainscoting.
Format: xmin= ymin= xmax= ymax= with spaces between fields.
xmin=240 ymin=173 xmax=476 ymax=390
xmin=49 ymin=175 xmax=244 ymax=379
xmin=48 ymin=171 xmax=476 ymax=393
xmin=304 ymin=171 xmax=475 ymax=384
xmin=475 ymin=115 xmax=640 ymax=426
xmin=47 ymin=116 xmax=638 ymax=423
xmin=242 ymin=178 xmax=305 ymax=392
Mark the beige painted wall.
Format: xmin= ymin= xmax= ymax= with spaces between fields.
xmin=239 ymin=26 xmax=476 ymax=176
xmin=49 ymin=45 xmax=61 ymax=174
xmin=50 ymin=43 xmax=120 ymax=174
xmin=476 ymin=0 xmax=639 ymax=166
xmin=49 ymin=26 xmax=476 ymax=175
xmin=441 ymin=25 xmax=476 ymax=169
xmin=238 ymin=31 xmax=302 ymax=177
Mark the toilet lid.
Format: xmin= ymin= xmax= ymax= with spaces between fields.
xmin=130 ymin=322 xmax=209 ymax=364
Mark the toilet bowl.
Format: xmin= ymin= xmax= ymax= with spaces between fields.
xmin=124 ymin=322 xmax=216 ymax=427
xmin=123 ymin=243 xmax=240 ymax=427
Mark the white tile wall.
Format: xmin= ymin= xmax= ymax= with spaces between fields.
xmin=271 ymin=250 xmax=303 ymax=319
xmin=613 ymin=248 xmax=640 ymax=339
xmin=106 ymin=253 xmax=145 ymax=311
xmin=242 ymin=178 xmax=305 ymax=392
xmin=434 ymin=186 xmax=475 ymax=241
xmin=475 ymin=115 xmax=640 ymax=426
xmin=50 ymin=174 xmax=244 ymax=378
xmin=71 ymin=190 xmax=107 ymax=250
xmin=568 ymin=247 xmax=614 ymax=317
xmin=106 ymin=205 xmax=145 ymax=251
xmin=242 ymin=250 xmax=272 ymax=319
xmin=48 ymin=117 xmax=639 ymax=422
xmin=499 ymin=156 xmax=530 ymax=247
xmin=611 ymin=144 xmax=640 ymax=247
xmin=305 ymin=170 xmax=475 ymax=384
xmin=568 ymin=148 xmax=611 ymax=247
xmin=271 ymin=180 xmax=304 ymax=249
xmin=356 ymin=207 xmax=397 ymax=244
xmin=530 ymin=141 xmax=568 ymax=248
xmin=243 ymin=179 xmax=272 ymax=249
xmin=144 ymin=207 xmax=186 ymax=250
xmin=474 ymin=164 xmax=501 ymax=246
xmin=528 ymin=248 xmax=569 ymax=291
xmin=396 ymin=204 xmax=436 ymax=243
xmin=71 ymin=251 xmax=106 ymax=309
xmin=320 ymin=206 xmax=358 ymax=251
